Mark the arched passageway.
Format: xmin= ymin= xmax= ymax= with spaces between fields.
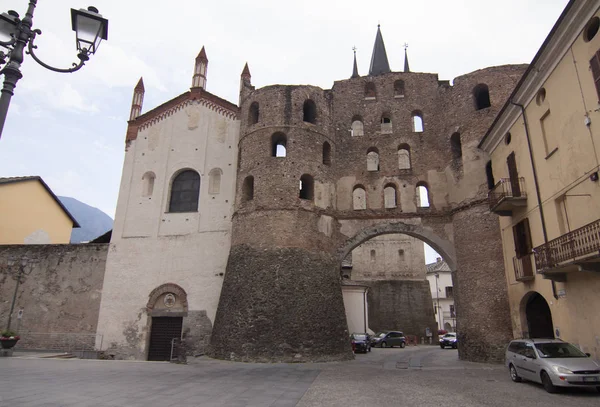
xmin=521 ymin=291 xmax=554 ymax=339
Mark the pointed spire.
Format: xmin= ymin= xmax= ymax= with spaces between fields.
xmin=129 ymin=77 xmax=144 ymax=121
xmin=241 ymin=63 xmax=251 ymax=80
xmin=369 ymin=25 xmax=391 ymax=76
xmin=403 ymin=43 xmax=410 ymax=73
xmin=192 ymin=46 xmax=208 ymax=89
xmin=351 ymin=46 xmax=359 ymax=78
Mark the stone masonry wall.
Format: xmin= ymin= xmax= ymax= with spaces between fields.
xmin=0 ymin=244 xmax=107 ymax=351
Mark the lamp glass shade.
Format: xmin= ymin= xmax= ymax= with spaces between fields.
xmin=0 ymin=12 xmax=17 ymax=44
xmin=71 ymin=7 xmax=108 ymax=55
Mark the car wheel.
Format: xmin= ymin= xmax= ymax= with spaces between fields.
xmin=541 ymin=371 xmax=558 ymax=393
xmin=400 ymin=342 xmax=406 ymax=348
xmin=452 ymin=344 xmax=457 ymax=349
xmin=509 ymin=364 xmax=522 ymax=383
xmin=381 ymin=341 xmax=387 ymax=348
xmin=440 ymin=344 xmax=445 ymax=349
xmin=368 ymin=346 xmax=371 ymax=352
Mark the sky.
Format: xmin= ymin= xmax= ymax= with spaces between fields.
xmin=0 ymin=0 xmax=569 ymax=262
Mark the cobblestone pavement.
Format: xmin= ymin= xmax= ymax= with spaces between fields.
xmin=1 ymin=346 xmax=598 ymax=406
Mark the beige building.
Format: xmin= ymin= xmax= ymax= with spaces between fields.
xmin=0 ymin=176 xmax=79 ymax=244
xmin=426 ymin=258 xmax=455 ymax=332
xmin=480 ymin=0 xmax=600 ymax=358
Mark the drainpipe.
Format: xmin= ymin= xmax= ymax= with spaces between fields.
xmin=363 ymin=287 xmax=369 ymax=333
xmin=510 ymin=101 xmax=558 ymax=300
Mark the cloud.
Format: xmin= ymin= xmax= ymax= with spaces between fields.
xmin=55 ymin=83 xmax=99 ymax=113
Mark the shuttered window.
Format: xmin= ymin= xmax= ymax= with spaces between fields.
xmin=590 ymin=51 xmax=600 ymax=101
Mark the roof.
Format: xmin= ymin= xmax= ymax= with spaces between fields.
xmin=426 ymin=259 xmax=451 ymax=273
xmin=369 ymin=25 xmax=391 ymax=76
xmin=0 ymin=176 xmax=81 ymax=228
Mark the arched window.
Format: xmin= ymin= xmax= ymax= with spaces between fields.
xmin=351 ymin=116 xmax=364 ymax=137
xmin=394 ymin=80 xmax=405 ymax=97
xmin=303 ymin=99 xmax=317 ymax=124
xmin=367 ymin=148 xmax=379 ymax=171
xmin=271 ymin=132 xmax=287 ymax=157
xmin=169 ymin=170 xmax=200 ymax=212
xmin=370 ymin=249 xmax=376 ymax=262
xmin=299 ymin=174 xmax=314 ymax=200
xmin=323 ymin=142 xmax=331 ymax=166
xmin=208 ymin=168 xmax=222 ymax=194
xmin=416 ymin=182 xmax=430 ymax=208
xmin=384 ymin=184 xmax=397 ymax=208
xmin=248 ymin=102 xmax=259 ymax=125
xmin=473 ymin=84 xmax=491 ymax=110
xmin=450 ymin=133 xmax=462 ymax=159
xmin=398 ymin=144 xmax=411 ymax=170
xmin=242 ymin=176 xmax=254 ymax=202
xmin=353 ymin=186 xmax=367 ymax=210
xmin=365 ymin=82 xmax=376 ymax=98
xmin=381 ymin=113 xmax=392 ymax=134
xmin=412 ymin=111 xmax=424 ymax=133
xmin=142 ymin=171 xmax=155 ymax=197
xmin=486 ymin=161 xmax=495 ymax=190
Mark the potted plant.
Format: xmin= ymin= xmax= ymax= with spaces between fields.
xmin=0 ymin=330 xmax=20 ymax=350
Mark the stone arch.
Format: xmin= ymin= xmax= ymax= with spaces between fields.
xmin=337 ymin=221 xmax=457 ymax=271
xmin=146 ymin=283 xmax=189 ymax=313
xmin=519 ymin=291 xmax=554 ymax=339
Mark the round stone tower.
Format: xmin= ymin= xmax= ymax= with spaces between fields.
xmin=209 ymin=70 xmax=352 ymax=362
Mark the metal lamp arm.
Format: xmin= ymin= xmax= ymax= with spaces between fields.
xmin=26 ymin=29 xmax=88 ymax=73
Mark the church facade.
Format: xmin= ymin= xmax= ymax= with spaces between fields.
xmin=97 ymin=27 xmax=526 ymax=362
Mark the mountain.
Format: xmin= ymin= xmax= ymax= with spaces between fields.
xmin=58 ymin=196 xmax=113 ymax=243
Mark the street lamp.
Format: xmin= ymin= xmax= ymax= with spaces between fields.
xmin=434 ymin=272 xmax=443 ymax=330
xmin=0 ymin=1 xmax=108 ymax=139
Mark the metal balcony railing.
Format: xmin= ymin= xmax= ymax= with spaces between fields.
xmin=534 ymin=218 xmax=600 ymax=272
xmin=513 ymin=254 xmax=535 ymax=281
xmin=488 ymin=177 xmax=527 ymax=213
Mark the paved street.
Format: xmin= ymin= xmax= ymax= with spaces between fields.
xmin=1 ymin=346 xmax=599 ymax=406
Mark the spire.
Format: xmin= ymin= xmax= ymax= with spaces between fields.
xmin=241 ymin=63 xmax=251 ymax=81
xmin=403 ymin=43 xmax=410 ymax=73
xmin=369 ymin=25 xmax=391 ymax=76
xmin=129 ymin=77 xmax=144 ymax=121
xmin=351 ymin=47 xmax=359 ymax=78
xmin=192 ymin=46 xmax=208 ymax=89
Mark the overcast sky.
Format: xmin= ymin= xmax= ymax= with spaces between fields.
xmin=0 ymin=0 xmax=569 ymax=260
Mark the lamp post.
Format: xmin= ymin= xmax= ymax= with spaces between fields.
xmin=0 ymin=0 xmax=108 ymax=139
xmin=434 ymin=272 xmax=442 ymax=330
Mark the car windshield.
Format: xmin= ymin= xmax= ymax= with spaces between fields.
xmin=534 ymin=342 xmax=588 ymax=358
xmin=352 ymin=334 xmax=367 ymax=340
xmin=443 ymin=334 xmax=456 ymax=338
xmin=376 ymin=332 xmax=387 ymax=338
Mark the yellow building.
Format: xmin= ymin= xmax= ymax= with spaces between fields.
xmin=480 ymin=0 xmax=600 ymax=358
xmin=0 ymin=176 xmax=79 ymax=244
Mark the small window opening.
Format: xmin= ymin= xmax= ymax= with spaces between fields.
xmin=398 ymin=144 xmax=411 ymax=170
xmin=535 ymin=88 xmax=546 ymax=106
xmin=584 ymin=17 xmax=600 ymax=42
xmin=370 ymin=249 xmax=376 ymax=262
xmin=351 ymin=116 xmax=364 ymax=137
xmin=271 ymin=132 xmax=287 ymax=157
xmin=381 ymin=114 xmax=392 ymax=134
xmin=450 ymin=133 xmax=462 ymax=159
xmin=142 ymin=172 xmax=155 ymax=197
xmin=416 ymin=183 xmax=430 ymax=208
xmin=384 ymin=184 xmax=397 ymax=208
xmin=208 ymin=168 xmax=222 ymax=194
xmin=412 ymin=111 xmax=424 ymax=132
xmin=353 ymin=186 xmax=366 ymax=210
xmin=299 ymin=174 xmax=314 ymax=201
xmin=394 ymin=80 xmax=405 ymax=97
xmin=485 ymin=161 xmax=495 ymax=190
xmin=248 ymin=102 xmax=259 ymax=125
xmin=323 ymin=142 xmax=331 ymax=166
xmin=365 ymin=82 xmax=376 ymax=98
xmin=473 ymin=84 xmax=491 ymax=110
xmin=242 ymin=176 xmax=254 ymax=202
xmin=398 ymin=249 xmax=405 ymax=259
xmin=367 ymin=148 xmax=379 ymax=171
xmin=169 ymin=170 xmax=200 ymax=213
xmin=303 ymin=99 xmax=317 ymax=124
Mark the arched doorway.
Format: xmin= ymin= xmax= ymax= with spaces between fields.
xmin=146 ymin=283 xmax=188 ymax=361
xmin=521 ymin=291 xmax=554 ymax=339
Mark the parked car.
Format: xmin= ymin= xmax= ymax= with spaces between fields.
xmin=371 ymin=331 xmax=406 ymax=348
xmin=440 ymin=332 xmax=458 ymax=349
xmin=505 ymin=338 xmax=600 ymax=393
xmin=350 ymin=333 xmax=371 ymax=353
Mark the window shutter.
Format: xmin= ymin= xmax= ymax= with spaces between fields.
xmin=590 ymin=51 xmax=600 ymax=101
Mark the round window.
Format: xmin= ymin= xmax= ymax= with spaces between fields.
xmin=584 ymin=17 xmax=600 ymax=42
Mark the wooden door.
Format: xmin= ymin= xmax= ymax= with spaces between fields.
xmin=148 ymin=317 xmax=183 ymax=361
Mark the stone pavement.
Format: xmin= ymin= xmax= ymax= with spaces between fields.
xmin=1 ymin=346 xmax=599 ymax=406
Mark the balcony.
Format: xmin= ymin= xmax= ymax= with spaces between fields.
xmin=534 ymin=219 xmax=600 ymax=280
xmin=442 ymin=311 xmax=456 ymax=319
xmin=513 ymin=254 xmax=535 ymax=282
xmin=488 ymin=178 xmax=527 ymax=216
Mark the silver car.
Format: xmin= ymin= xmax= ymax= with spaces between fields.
xmin=506 ymin=339 xmax=600 ymax=393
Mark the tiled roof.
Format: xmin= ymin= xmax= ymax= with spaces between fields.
xmin=426 ymin=259 xmax=451 ymax=273
xmin=0 ymin=176 xmax=80 ymax=228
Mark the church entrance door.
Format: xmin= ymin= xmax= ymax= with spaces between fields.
xmin=148 ymin=317 xmax=183 ymax=361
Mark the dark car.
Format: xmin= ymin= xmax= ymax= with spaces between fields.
xmin=350 ymin=333 xmax=371 ymax=353
xmin=440 ymin=332 xmax=458 ymax=349
xmin=371 ymin=331 xmax=406 ymax=348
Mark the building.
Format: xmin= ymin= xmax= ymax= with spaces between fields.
xmin=0 ymin=176 xmax=79 ymax=244
xmin=479 ymin=0 xmax=600 ymax=358
xmin=426 ymin=258 xmax=455 ymax=332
